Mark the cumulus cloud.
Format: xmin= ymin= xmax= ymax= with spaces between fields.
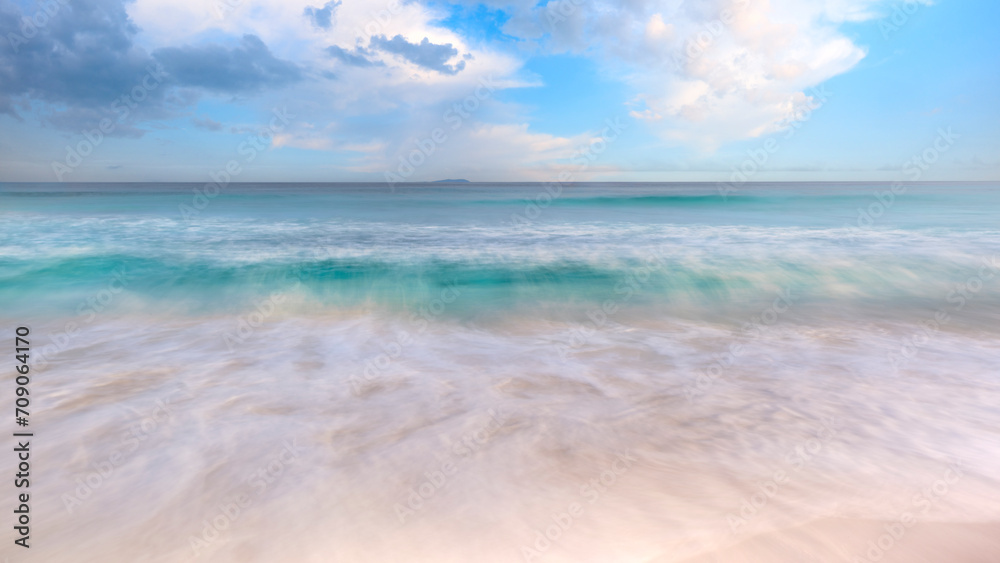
xmin=153 ymin=35 xmax=302 ymax=93
xmin=498 ymin=0 xmax=888 ymax=149
xmin=0 ymin=0 xmax=301 ymax=141
xmin=0 ymin=0 xmax=158 ymax=111
xmin=124 ymin=0 xmax=521 ymax=113
xmin=1 ymin=0 xmax=921 ymax=180
xmin=369 ymin=34 xmax=467 ymax=75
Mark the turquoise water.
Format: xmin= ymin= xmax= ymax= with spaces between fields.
xmin=2 ymin=182 xmax=999 ymax=562
xmin=3 ymin=182 xmax=999 ymax=321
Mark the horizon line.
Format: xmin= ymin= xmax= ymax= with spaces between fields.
xmin=2 ymin=180 xmax=998 ymax=186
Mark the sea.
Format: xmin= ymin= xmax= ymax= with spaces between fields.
xmin=1 ymin=182 xmax=998 ymax=562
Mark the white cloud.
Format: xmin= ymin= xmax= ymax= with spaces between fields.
xmin=124 ymin=0 xmax=563 ymax=174
xmin=501 ymin=0 xmax=897 ymax=150
xmin=121 ymin=0 xmax=899 ymax=173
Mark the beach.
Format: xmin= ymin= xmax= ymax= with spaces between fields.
xmin=2 ymin=182 xmax=999 ymax=561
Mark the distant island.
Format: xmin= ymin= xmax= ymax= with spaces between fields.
xmin=431 ymin=179 xmax=470 ymax=183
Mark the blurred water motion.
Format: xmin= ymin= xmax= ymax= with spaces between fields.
xmin=2 ymin=182 xmax=998 ymax=562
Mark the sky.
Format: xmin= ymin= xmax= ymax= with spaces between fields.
xmin=0 ymin=0 xmax=997 ymax=183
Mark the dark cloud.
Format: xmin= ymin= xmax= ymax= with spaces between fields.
xmin=153 ymin=35 xmax=301 ymax=94
xmin=326 ymin=45 xmax=383 ymax=68
xmin=0 ymin=0 xmax=300 ymax=135
xmin=303 ymin=0 xmax=340 ymax=29
xmin=191 ymin=116 xmax=223 ymax=131
xmin=369 ymin=34 xmax=466 ymax=75
xmin=0 ymin=0 xmax=162 ymax=113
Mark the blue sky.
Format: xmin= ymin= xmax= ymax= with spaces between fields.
xmin=0 ymin=0 xmax=997 ymax=182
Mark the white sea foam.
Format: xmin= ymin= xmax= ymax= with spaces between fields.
xmin=4 ymin=311 xmax=999 ymax=562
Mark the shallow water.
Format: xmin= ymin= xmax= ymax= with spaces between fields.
xmin=1 ymin=182 xmax=999 ymax=562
